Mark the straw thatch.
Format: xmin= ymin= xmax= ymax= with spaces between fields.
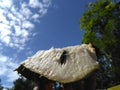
xmin=16 ymin=44 xmax=99 ymax=83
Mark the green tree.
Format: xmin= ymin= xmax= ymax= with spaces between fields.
xmin=0 ymin=79 xmax=3 ymax=90
xmin=11 ymin=76 xmax=34 ymax=90
xmin=80 ymin=0 xmax=120 ymax=89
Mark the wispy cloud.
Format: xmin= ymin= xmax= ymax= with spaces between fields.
xmin=0 ymin=54 xmax=19 ymax=87
xmin=29 ymin=0 xmax=42 ymax=8
xmin=0 ymin=0 xmax=12 ymax=9
xmin=0 ymin=0 xmax=52 ymax=87
xmin=0 ymin=0 xmax=52 ymax=50
xmin=32 ymin=13 xmax=40 ymax=22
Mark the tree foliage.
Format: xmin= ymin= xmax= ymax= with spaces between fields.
xmin=80 ymin=0 xmax=120 ymax=89
xmin=0 ymin=79 xmax=3 ymax=90
xmin=11 ymin=77 xmax=34 ymax=90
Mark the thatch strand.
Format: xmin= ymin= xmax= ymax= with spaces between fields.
xmin=16 ymin=44 xmax=99 ymax=83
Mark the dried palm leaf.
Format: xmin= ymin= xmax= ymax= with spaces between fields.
xmin=16 ymin=44 xmax=99 ymax=83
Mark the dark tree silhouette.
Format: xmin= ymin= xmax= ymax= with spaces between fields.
xmin=11 ymin=77 xmax=34 ymax=90
xmin=80 ymin=0 xmax=120 ymax=89
xmin=0 ymin=79 xmax=3 ymax=90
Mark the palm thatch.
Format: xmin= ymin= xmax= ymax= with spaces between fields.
xmin=16 ymin=44 xmax=99 ymax=83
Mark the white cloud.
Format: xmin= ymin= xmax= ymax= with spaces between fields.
xmin=22 ymin=29 xmax=29 ymax=38
xmin=20 ymin=7 xmax=32 ymax=19
xmin=0 ymin=0 xmax=52 ymax=87
xmin=0 ymin=67 xmax=7 ymax=76
xmin=0 ymin=54 xmax=19 ymax=81
xmin=7 ymin=71 xmax=19 ymax=82
xmin=0 ymin=0 xmax=52 ymax=50
xmin=22 ymin=21 xmax=34 ymax=29
xmin=0 ymin=4 xmax=30 ymax=49
xmin=14 ymin=26 xmax=29 ymax=39
xmin=21 ymin=2 xmax=28 ymax=9
xmin=14 ymin=25 xmax=22 ymax=36
xmin=0 ymin=29 xmax=11 ymax=37
xmin=0 ymin=55 xmax=8 ymax=75
xmin=43 ymin=0 xmax=50 ymax=3
xmin=39 ymin=8 xmax=48 ymax=17
xmin=10 ymin=6 xmax=23 ymax=20
xmin=0 ymin=25 xmax=12 ymax=45
xmin=29 ymin=0 xmax=43 ymax=8
xmin=32 ymin=13 xmax=40 ymax=22
xmin=2 ymin=36 xmax=11 ymax=45
xmin=0 ymin=10 xmax=9 ymax=24
xmin=43 ymin=0 xmax=52 ymax=7
xmin=7 ymin=13 xmax=16 ymax=21
xmin=0 ymin=0 xmax=12 ymax=9
xmin=0 ymin=23 xmax=10 ymax=31
xmin=29 ymin=0 xmax=51 ymax=17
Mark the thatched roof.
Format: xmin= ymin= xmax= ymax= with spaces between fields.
xmin=16 ymin=44 xmax=99 ymax=83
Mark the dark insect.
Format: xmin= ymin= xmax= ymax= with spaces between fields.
xmin=60 ymin=51 xmax=68 ymax=65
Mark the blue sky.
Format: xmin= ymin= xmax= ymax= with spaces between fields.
xmin=0 ymin=0 xmax=96 ymax=88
